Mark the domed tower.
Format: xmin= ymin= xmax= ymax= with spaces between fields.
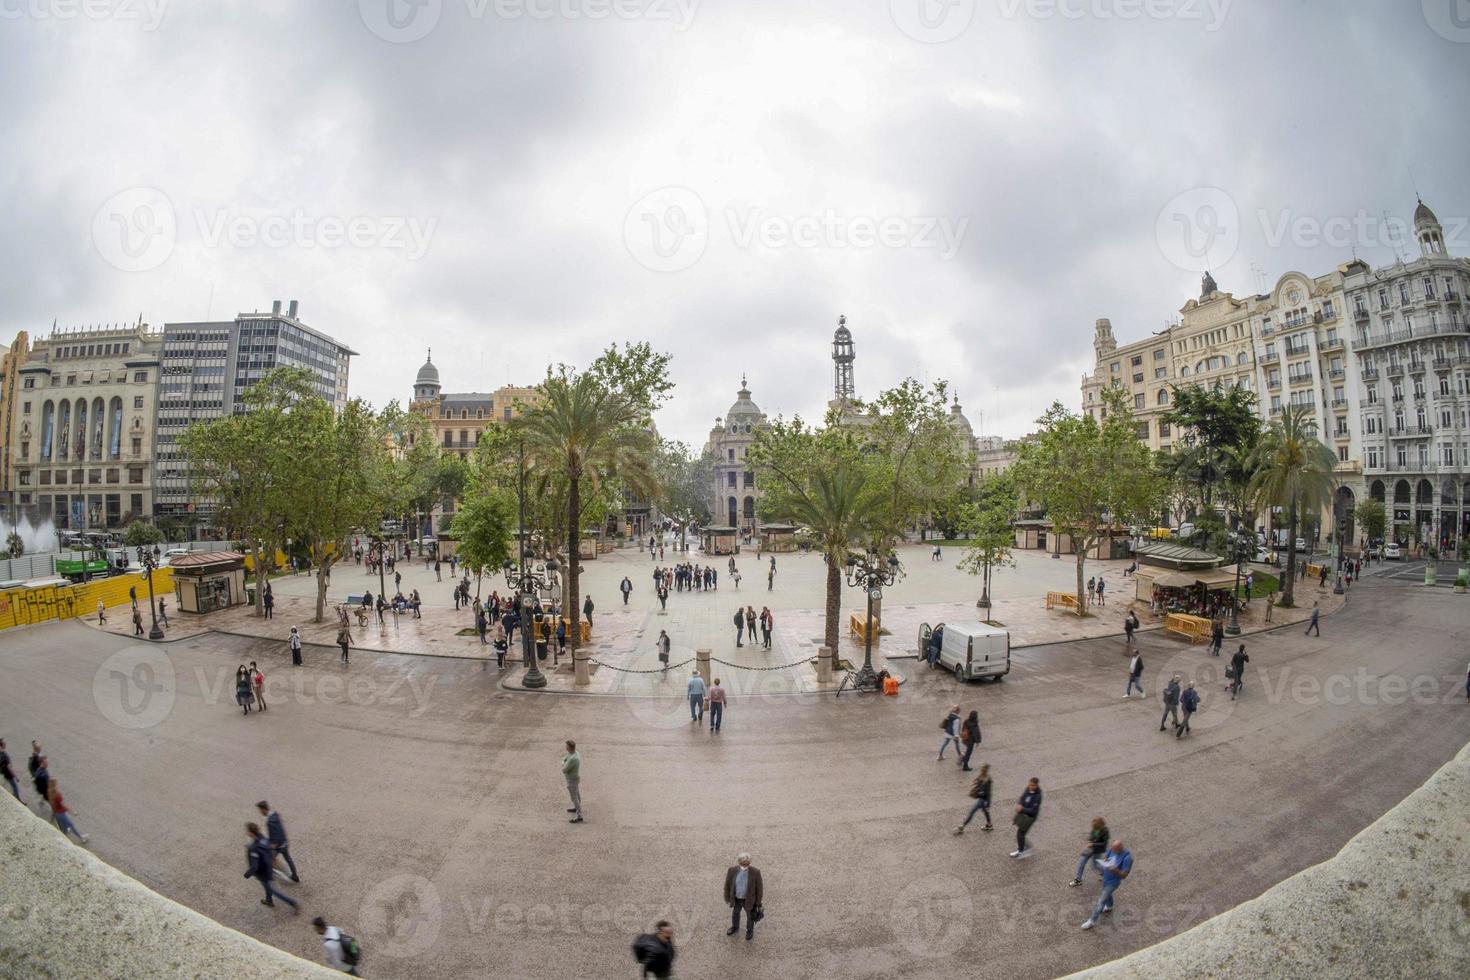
xmin=1414 ymin=198 xmax=1446 ymax=258
xmin=832 ymin=314 xmax=855 ymax=401
xmin=1093 ymin=318 xmax=1117 ymax=362
xmin=413 ymin=349 xmax=441 ymax=403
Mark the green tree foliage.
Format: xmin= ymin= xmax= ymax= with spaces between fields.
xmin=852 ymin=380 xmax=968 ymax=551
xmin=957 ymin=476 xmax=1018 ymax=610
xmin=1355 ymin=498 xmax=1386 ymax=545
xmin=1011 ymin=388 xmax=1163 ymax=611
xmin=1160 ymin=385 xmax=1262 ymax=539
xmin=1246 ymin=406 xmax=1335 ymax=607
xmin=122 ymin=520 xmax=164 ymax=547
xmin=3 ymin=531 xmax=23 ymax=558
xmin=652 ymin=440 xmax=713 ymax=546
xmin=929 ymin=487 xmax=977 ymax=540
xmin=449 ymin=489 xmax=516 ymax=598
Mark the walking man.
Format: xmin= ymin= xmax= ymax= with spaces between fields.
xmin=0 ymin=739 xmax=20 ymax=800
xmin=244 ymin=823 xmax=296 ymax=910
xmin=582 ymin=594 xmax=594 ymax=629
xmin=620 ymin=576 xmax=633 ymax=606
xmin=289 ymin=627 xmax=303 ymax=667
xmin=132 ymin=606 xmax=145 ymax=637
xmin=1081 ymin=839 xmax=1133 ymax=930
xmin=723 ymin=853 xmax=764 ymax=941
xmin=937 ymin=705 xmax=962 ymax=761
xmin=1229 ymin=645 xmax=1250 ymax=700
xmin=634 ymin=921 xmax=676 ymax=979
xmin=256 ymin=801 xmax=300 ymax=882
xmin=1160 ymin=675 xmax=1181 ymax=733
xmin=1096 ymin=577 xmax=1106 ymax=606
xmin=1178 ymin=682 xmax=1200 ymax=737
xmin=313 ymin=917 xmax=360 ymax=976
xmin=263 ymin=586 xmax=274 ymax=620
xmin=1122 ymin=611 xmax=1138 ymax=648
xmin=336 ymin=627 xmax=351 ymax=665
xmin=563 ymin=740 xmax=583 ymax=823
xmin=687 ymin=670 xmax=707 ymax=723
xmin=733 ymin=608 xmax=745 ymax=647
xmin=708 ymin=677 xmax=726 ymax=732
xmin=97 ymin=598 xmax=106 ymax=625
xmin=1011 ymin=777 xmax=1042 ymax=858
xmin=952 ymin=763 xmax=993 ymax=834
xmin=1209 ymin=618 xmax=1224 ymax=657
xmin=157 ymin=597 xmax=169 ymax=627
xmin=1305 ymin=601 xmax=1321 ymax=637
xmin=1070 ymin=816 xmax=1110 ymax=886
xmin=1124 ymin=652 xmax=1145 ymax=698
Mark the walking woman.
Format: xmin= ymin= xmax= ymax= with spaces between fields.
xmin=47 ymin=778 xmax=88 ymax=844
xmin=1070 ymin=816 xmax=1110 ymax=886
xmin=1011 ymin=777 xmax=1042 ymax=858
xmin=235 ymin=666 xmax=254 ymax=715
xmin=337 ymin=626 xmax=352 ymax=665
xmin=952 ymin=763 xmax=993 ymax=835
xmin=249 ymin=661 xmax=267 ymax=712
xmin=289 ymin=626 xmax=302 ymax=667
xmin=958 ymin=710 xmax=981 ymax=771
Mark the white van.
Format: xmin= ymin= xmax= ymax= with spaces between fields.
xmin=923 ymin=621 xmax=1011 ymax=683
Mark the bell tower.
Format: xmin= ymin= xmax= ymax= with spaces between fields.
xmin=832 ymin=314 xmax=855 ymax=401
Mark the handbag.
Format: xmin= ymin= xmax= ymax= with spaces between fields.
xmin=753 ymin=904 xmax=764 ymax=923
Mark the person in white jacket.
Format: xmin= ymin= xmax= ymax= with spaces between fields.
xmin=313 ymin=918 xmax=358 ymax=975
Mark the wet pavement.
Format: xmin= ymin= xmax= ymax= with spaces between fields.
xmin=1 ymin=573 xmax=1465 ymax=978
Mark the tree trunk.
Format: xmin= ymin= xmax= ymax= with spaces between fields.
xmin=1075 ymin=549 xmax=1087 ymax=616
xmin=1281 ymin=499 xmax=1299 ymax=607
xmin=824 ymin=548 xmax=842 ymax=655
xmin=567 ymin=472 xmax=589 ymax=686
xmin=252 ymin=542 xmax=267 ymax=618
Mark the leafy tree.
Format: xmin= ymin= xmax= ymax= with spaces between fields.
xmin=1247 ymin=406 xmax=1335 ymax=607
xmin=652 ymin=440 xmax=713 ymax=547
xmin=515 ymin=344 xmax=669 ymax=684
xmin=449 ymin=489 xmax=516 ymax=598
xmin=1161 ymin=384 xmax=1261 ymax=518
xmin=1011 ymin=388 xmax=1163 ymax=612
xmin=122 ymin=520 xmax=164 ymax=547
xmin=3 ymin=531 xmax=22 ymax=558
xmin=957 ymin=476 xmax=1018 ymax=614
xmin=929 ymin=487 xmax=977 ymax=540
xmin=853 ymin=380 xmax=968 ymax=552
xmin=1356 ymin=498 xmax=1386 ymax=545
xmin=181 ymin=368 xmax=315 ymax=617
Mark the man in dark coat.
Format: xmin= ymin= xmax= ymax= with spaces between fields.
xmin=256 ymin=801 xmax=300 ymax=882
xmin=723 ymin=852 xmax=764 ymax=940
xmin=244 ymin=822 xmax=297 ymax=910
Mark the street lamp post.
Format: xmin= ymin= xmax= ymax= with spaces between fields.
xmin=502 ymin=440 xmax=557 ymax=690
xmin=844 ymin=549 xmax=903 ymax=692
xmin=136 ymin=546 xmax=164 ymax=641
xmin=1225 ymin=538 xmax=1244 ymax=636
xmin=976 ymin=559 xmax=993 ymax=617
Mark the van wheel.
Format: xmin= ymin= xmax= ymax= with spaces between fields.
xmin=954 ymin=663 xmax=966 ymax=682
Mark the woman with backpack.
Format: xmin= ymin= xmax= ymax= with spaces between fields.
xmin=235 ymin=666 xmax=254 ymax=715
xmin=952 ymin=763 xmax=993 ymax=834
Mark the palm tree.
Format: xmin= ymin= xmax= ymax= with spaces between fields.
xmin=515 ymin=371 xmax=655 ymax=685
xmin=1247 ymin=406 xmax=1335 ymax=607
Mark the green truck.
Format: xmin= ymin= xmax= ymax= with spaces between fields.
xmin=54 ymin=548 xmax=130 ymax=582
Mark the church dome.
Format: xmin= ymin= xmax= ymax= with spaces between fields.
xmin=415 ymin=350 xmax=440 ymax=389
xmin=1414 ymin=199 xmax=1439 ymax=228
xmin=725 ymin=376 xmax=763 ymax=422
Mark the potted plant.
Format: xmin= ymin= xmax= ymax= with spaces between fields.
xmin=1459 ymin=540 xmax=1469 ymax=580
xmin=1455 ymin=571 xmax=1467 ymax=595
xmin=1425 ymin=544 xmax=1438 ymax=587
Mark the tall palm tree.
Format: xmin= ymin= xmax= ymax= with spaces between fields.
xmin=515 ymin=371 xmax=655 ymax=684
xmin=1247 ymin=406 xmax=1335 ymax=607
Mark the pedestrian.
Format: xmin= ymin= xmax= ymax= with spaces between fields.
xmin=1465 ymin=658 xmax=1470 ymax=702
xmin=562 ymin=740 xmax=583 ymax=823
xmin=394 ymin=570 xmax=401 ymax=591
xmin=767 ymin=566 xmax=774 ymax=591
xmin=1160 ymin=674 xmax=1181 ymax=733
xmin=1319 ymin=564 xmax=1328 ymax=588
xmin=1011 ymin=777 xmax=1042 ymax=858
xmin=1096 ymin=577 xmax=1106 ymax=606
xmin=47 ymin=777 xmax=88 ymax=844
xmin=620 ymin=576 xmax=633 ymax=605
xmin=958 ymin=710 xmax=981 ymax=771
xmin=250 ymin=661 xmax=267 ymax=712
xmin=1124 ymin=651 xmax=1145 ymax=698
xmin=1 ymin=739 xmax=21 ymax=800
xmin=256 ymin=801 xmax=300 ymax=882
xmin=156 ymin=595 xmax=169 ymax=627
xmin=411 ymin=589 xmax=421 ymax=619
xmin=708 ymin=677 xmax=726 ymax=732
xmin=235 ymin=666 xmax=254 ymax=715
xmin=1069 ymin=816 xmax=1110 ymax=886
xmin=555 ymin=618 xmax=567 ymax=664
xmin=476 ymin=606 xmax=488 ymax=646
xmin=733 ymin=608 xmax=745 ymax=647
xmin=732 ymin=568 xmax=741 ymax=589
xmin=288 ymin=626 xmax=303 ymax=667
xmin=745 ymin=606 xmax=757 ymax=647
xmin=29 ymin=743 xmax=46 ymax=808
xmin=687 ymin=670 xmax=707 ymax=723
xmin=937 ymin=705 xmax=962 ymax=761
xmin=952 ymin=762 xmax=993 ymax=834
xmin=582 ymin=594 xmax=594 ymax=628
xmin=760 ymin=607 xmax=773 ymax=649
xmin=1305 ymin=601 xmax=1321 ymax=637
xmin=1087 ymin=577 xmax=1096 ymax=605
xmin=337 ymin=627 xmax=351 ymax=665
xmin=493 ymin=620 xmax=507 ymax=668
xmin=132 ymin=606 xmax=145 ymax=636
xmin=263 ymin=585 xmax=274 ymax=620
xmin=633 ymin=921 xmax=676 ymax=979
xmin=1122 ymin=611 xmax=1137 ymax=648
xmin=244 ymin=822 xmax=297 ymax=910
xmin=1178 ymin=681 xmax=1200 ymax=737
xmin=657 ymin=585 xmax=668 ymax=611
xmin=723 ymin=853 xmax=764 ymax=941
xmin=657 ymin=630 xmax=671 ymax=674
xmin=313 ymin=917 xmax=361 ymax=976
xmin=1209 ymin=618 xmax=1224 ymax=657
xmin=1265 ymin=593 xmax=1275 ymax=623
xmin=1081 ymin=839 xmax=1133 ymax=930
xmin=1229 ymin=644 xmax=1249 ymax=700
xmin=97 ymin=598 xmax=106 ymax=625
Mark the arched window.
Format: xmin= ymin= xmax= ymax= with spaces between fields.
xmin=743 ymin=496 xmax=755 ymax=519
xmin=1156 ymin=389 xmax=1169 ymax=406
xmin=1369 ymin=480 xmax=1385 ymax=502
xmin=1237 ymin=352 xmax=1248 ymax=365
xmin=57 ymin=401 xmax=71 ymax=461
xmin=727 ymin=496 xmax=738 ymax=527
xmin=40 ymin=401 xmax=54 ymax=461
xmin=108 ymin=397 xmax=123 ymax=459
xmin=1393 ymin=480 xmax=1410 ymax=504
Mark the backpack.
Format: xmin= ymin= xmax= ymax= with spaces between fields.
xmin=337 ymin=932 xmax=361 ymax=967
xmin=939 ymin=713 xmax=953 ymax=733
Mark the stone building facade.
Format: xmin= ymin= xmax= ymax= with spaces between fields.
xmin=703 ymin=378 xmax=768 ymax=532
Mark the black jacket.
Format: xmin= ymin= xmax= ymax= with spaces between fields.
xmin=1018 ymin=786 xmax=1042 ymax=817
xmin=635 ymin=934 xmax=675 ymax=978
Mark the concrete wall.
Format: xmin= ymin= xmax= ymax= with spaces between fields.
xmin=0 ymin=792 xmax=334 ymax=978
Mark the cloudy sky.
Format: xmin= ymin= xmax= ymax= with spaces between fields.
xmin=3 ymin=1 xmax=1467 ymax=447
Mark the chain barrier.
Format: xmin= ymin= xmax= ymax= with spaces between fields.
xmin=709 ymin=656 xmax=818 ymax=671
xmin=587 ymin=656 xmax=819 ymax=673
xmin=587 ymin=657 xmax=696 ymax=674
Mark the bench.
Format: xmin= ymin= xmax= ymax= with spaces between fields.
xmin=1164 ymin=613 xmax=1212 ymax=643
xmin=850 ymin=612 xmax=878 ymax=641
xmin=1045 ymin=591 xmax=1081 ymax=614
xmin=346 ymin=594 xmax=366 ymax=605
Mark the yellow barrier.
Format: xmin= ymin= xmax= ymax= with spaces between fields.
xmin=850 ymin=612 xmax=878 ymax=641
xmin=1164 ymin=613 xmax=1212 ymax=643
xmin=1046 ymin=591 xmax=1081 ymax=613
xmin=0 ymin=568 xmax=177 ymax=631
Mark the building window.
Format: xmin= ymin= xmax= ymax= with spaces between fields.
xmin=743 ymin=471 xmax=755 ymax=488
xmin=1135 ymin=421 xmax=1149 ymax=441
xmin=1156 ymin=390 xmax=1169 ymax=406
xmin=727 ymin=472 xmax=736 ymax=487
xmin=728 ymin=449 xmax=735 ymax=462
xmin=129 ymin=468 xmax=143 ymax=484
xmin=1133 ymin=393 xmax=1144 ymax=410
xmin=1159 ymin=421 xmax=1171 ymax=437
xmin=1338 ymin=446 xmax=1348 ymax=462
xmin=133 ymin=371 xmax=147 ymax=382
xmin=18 ymin=471 xmax=30 ymax=486
xmin=133 ymin=396 xmax=144 ymax=409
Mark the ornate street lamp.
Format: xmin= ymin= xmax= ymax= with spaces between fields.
xmin=1225 ymin=537 xmax=1245 ymax=636
xmin=501 ymin=439 xmax=558 ymax=689
xmin=135 ymin=546 xmax=165 ymax=641
xmin=844 ymin=549 xmax=903 ymax=692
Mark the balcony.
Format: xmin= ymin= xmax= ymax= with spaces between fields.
xmin=1291 ymin=401 xmax=1316 ymax=415
xmin=1319 ymin=338 xmax=1344 ymax=353
xmin=1269 ymin=404 xmax=1283 ymax=416
xmin=1409 ymin=361 xmax=1426 ymax=375
xmin=1433 ymin=357 xmax=1452 ymax=372
xmin=1386 ymin=363 xmax=1405 ymax=379
xmin=1389 ymin=426 xmax=1433 ymax=439
xmin=1360 ymin=367 xmax=1379 ymax=381
xmin=1359 ymin=398 xmax=1381 ymax=410
xmin=1331 ymin=398 xmax=1348 ymax=410
xmin=1267 ymin=379 xmax=1282 ymax=391
xmin=1284 ymin=344 xmax=1311 ymax=358
xmin=1328 ymin=367 xmax=1346 ymax=381
xmin=1260 ymin=351 xmax=1279 ymax=363
xmin=1319 ymin=308 xmax=1338 ymax=324
xmin=1445 ymin=291 xmax=1461 ymax=307
xmin=1288 ymin=374 xmax=1314 ymax=387
xmin=1353 ymin=307 xmax=1370 ymax=323
xmin=1423 ymin=293 xmax=1441 ymax=307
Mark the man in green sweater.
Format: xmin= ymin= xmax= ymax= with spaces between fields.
xmin=562 ymin=740 xmax=582 ymax=824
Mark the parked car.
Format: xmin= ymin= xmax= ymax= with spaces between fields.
xmin=1383 ymin=542 xmax=1402 ymax=560
xmin=162 ymin=548 xmax=191 ymax=565
xmin=1294 ymin=538 xmax=1308 ymax=553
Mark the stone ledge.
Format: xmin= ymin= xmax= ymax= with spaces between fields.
xmin=0 ymin=793 xmax=335 ymax=979
xmin=1070 ymin=739 xmax=1470 ymax=979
